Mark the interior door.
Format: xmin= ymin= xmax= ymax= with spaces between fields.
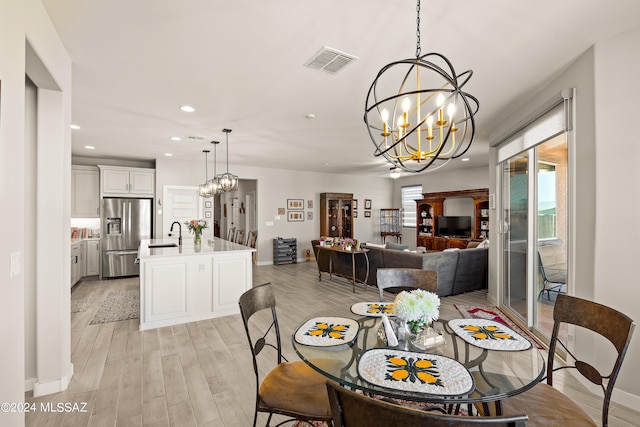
xmin=162 ymin=186 xmax=202 ymax=239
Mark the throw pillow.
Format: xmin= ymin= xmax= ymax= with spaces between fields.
xmin=477 ymin=239 xmax=489 ymax=249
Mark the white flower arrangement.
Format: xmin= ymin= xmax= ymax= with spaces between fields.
xmin=394 ymin=289 xmax=441 ymax=334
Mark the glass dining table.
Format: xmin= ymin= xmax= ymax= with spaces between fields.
xmin=292 ymin=304 xmax=546 ymax=414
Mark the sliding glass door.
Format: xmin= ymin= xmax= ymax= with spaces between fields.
xmin=500 ymin=135 xmax=568 ymax=341
xmin=496 ymin=92 xmax=572 ymax=342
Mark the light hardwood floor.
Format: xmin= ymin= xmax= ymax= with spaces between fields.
xmin=25 ymin=261 xmax=638 ymax=426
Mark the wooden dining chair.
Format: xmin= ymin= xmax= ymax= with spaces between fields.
xmin=495 ymin=294 xmax=635 ymax=426
xmin=326 ymin=380 xmax=528 ymax=426
xmin=376 ymin=268 xmax=437 ymax=301
xmin=238 ymin=283 xmax=333 ymax=427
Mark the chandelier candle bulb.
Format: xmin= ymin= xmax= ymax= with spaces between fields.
xmin=402 ymin=97 xmax=410 ymax=128
xmin=426 ymin=115 xmax=434 ymax=139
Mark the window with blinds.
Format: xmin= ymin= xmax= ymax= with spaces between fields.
xmin=401 ymin=185 xmax=423 ymax=227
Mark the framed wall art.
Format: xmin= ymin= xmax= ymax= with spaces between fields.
xmin=307 ymin=211 xmax=313 ymax=220
xmin=204 ymin=200 xmax=212 ymax=209
xmin=287 ymin=199 xmax=304 ymax=210
xmin=364 ymin=211 xmax=371 ymax=218
xmin=278 ymin=207 xmax=285 ymax=215
xmin=288 ymin=211 xmax=304 ymax=222
xmin=353 ymin=210 xmax=358 ymax=218
xmin=307 ymin=200 xmax=313 ymax=209
xmin=353 ymin=199 xmax=358 ymax=209
xmin=364 ymin=199 xmax=372 ymax=209
xmin=204 ymin=211 xmax=212 ymax=218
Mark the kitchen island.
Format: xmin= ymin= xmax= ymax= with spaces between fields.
xmin=138 ymin=237 xmax=255 ymax=331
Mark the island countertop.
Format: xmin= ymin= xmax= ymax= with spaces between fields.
xmin=138 ymin=237 xmax=255 ymax=259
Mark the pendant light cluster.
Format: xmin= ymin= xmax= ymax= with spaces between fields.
xmin=364 ymin=0 xmax=479 ymax=174
xmin=198 ymin=129 xmax=239 ymax=198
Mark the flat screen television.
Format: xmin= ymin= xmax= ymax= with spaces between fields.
xmin=437 ymin=216 xmax=472 ymax=238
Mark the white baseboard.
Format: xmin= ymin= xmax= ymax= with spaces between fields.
xmin=32 ymin=363 xmax=74 ymax=397
xmin=24 ymin=377 xmax=36 ymax=392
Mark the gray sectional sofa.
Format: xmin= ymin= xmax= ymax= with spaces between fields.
xmin=311 ymin=240 xmax=487 ymax=297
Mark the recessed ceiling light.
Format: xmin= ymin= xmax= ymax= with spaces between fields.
xmin=70 ymin=124 xmax=80 ymax=130
xmin=180 ymin=105 xmax=195 ymax=112
xmin=461 ymin=158 xmax=470 ymax=162
xmin=164 ymin=153 xmax=173 ymax=157
xmin=306 ymin=114 xmax=316 ymax=119
xmin=170 ymin=136 xmax=181 ymax=141
xmin=324 ymin=162 xmax=331 ymax=166
xmin=84 ymin=145 xmax=95 ymax=150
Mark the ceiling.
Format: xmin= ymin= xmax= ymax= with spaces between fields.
xmin=42 ymin=0 xmax=640 ymax=177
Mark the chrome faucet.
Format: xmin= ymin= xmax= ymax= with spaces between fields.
xmin=170 ymin=221 xmax=182 ymax=247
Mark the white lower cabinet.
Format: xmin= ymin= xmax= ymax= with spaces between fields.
xmin=86 ymin=240 xmax=100 ymax=276
xmin=139 ymin=251 xmax=252 ymax=330
xmin=71 ymin=241 xmax=85 ymax=287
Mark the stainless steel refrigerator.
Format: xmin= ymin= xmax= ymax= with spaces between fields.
xmin=101 ymin=198 xmax=152 ymax=278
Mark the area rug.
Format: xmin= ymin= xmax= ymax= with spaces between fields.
xmin=454 ymin=304 xmax=544 ymax=349
xmin=71 ymin=298 xmax=94 ymax=313
xmin=89 ymin=290 xmax=139 ymax=325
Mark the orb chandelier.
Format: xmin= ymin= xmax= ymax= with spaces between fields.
xmin=364 ymin=0 xmax=479 ymax=173
xmin=217 ymin=128 xmax=239 ymax=192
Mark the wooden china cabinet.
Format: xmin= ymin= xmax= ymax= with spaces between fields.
xmin=416 ymin=188 xmax=489 ymax=250
xmin=320 ymin=193 xmax=354 ymax=239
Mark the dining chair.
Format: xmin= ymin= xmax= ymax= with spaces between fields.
xmin=238 ymin=283 xmax=333 ymax=427
xmin=226 ymin=226 xmax=236 ymax=242
xmin=376 ymin=268 xmax=437 ymax=301
xmin=494 ymin=293 xmax=635 ymax=426
xmin=235 ymin=229 xmax=245 ymax=244
xmin=326 ymin=380 xmax=528 ymax=426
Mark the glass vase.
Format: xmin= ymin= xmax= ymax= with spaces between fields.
xmin=404 ymin=319 xmax=427 ymax=337
xmin=194 ymin=233 xmax=202 ymax=251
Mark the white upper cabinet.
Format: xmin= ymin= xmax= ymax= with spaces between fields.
xmin=99 ymin=165 xmax=155 ymax=197
xmin=72 ymin=166 xmax=100 ymax=218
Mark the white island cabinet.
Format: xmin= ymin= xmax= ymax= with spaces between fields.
xmin=138 ymin=237 xmax=254 ymax=331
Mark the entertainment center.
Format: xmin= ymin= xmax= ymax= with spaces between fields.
xmin=416 ymin=188 xmax=489 ymax=251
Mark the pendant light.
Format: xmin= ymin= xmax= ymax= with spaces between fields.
xmin=198 ymin=149 xmax=213 ymax=198
xmin=206 ymin=140 xmax=222 ymax=195
xmin=364 ymin=0 xmax=479 ymax=174
xmin=218 ymin=128 xmax=239 ymax=192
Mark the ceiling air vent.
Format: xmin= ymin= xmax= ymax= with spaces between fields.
xmin=186 ymin=135 xmax=204 ymax=141
xmin=304 ymin=46 xmax=358 ymax=74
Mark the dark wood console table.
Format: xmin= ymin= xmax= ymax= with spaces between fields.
xmin=315 ymin=245 xmax=369 ymax=293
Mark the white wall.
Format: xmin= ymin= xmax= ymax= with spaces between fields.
xmin=592 ymin=26 xmax=640 ymax=406
xmin=488 ymin=28 xmax=640 ymax=408
xmin=391 ymin=165 xmax=490 ymax=248
xmin=155 ymin=158 xmax=394 ymax=264
xmin=1 ymin=0 xmax=72 ymax=425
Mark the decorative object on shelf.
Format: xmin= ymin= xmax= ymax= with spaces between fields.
xmin=218 ymin=129 xmax=239 ymax=192
xmin=364 ymin=199 xmax=372 ymax=209
xmin=185 ymin=219 xmax=207 ymax=248
xmin=394 ymin=289 xmax=440 ymax=336
xmin=364 ymin=211 xmax=371 ymax=218
xmin=343 ymin=238 xmax=356 ymax=251
xmin=287 ymin=199 xmax=304 ymax=210
xmin=364 ymin=0 xmax=479 ymax=174
xmin=288 ymin=211 xmax=304 ymax=222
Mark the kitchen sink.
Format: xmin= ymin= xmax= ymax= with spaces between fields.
xmin=148 ymin=243 xmax=178 ymax=248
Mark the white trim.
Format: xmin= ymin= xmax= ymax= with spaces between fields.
xmin=32 ymin=363 xmax=74 ymax=397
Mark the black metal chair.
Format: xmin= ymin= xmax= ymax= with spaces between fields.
xmin=496 ymin=294 xmax=635 ymax=426
xmin=238 ymin=283 xmax=333 ymax=427
xmin=326 ymin=380 xmax=528 ymax=426
xmin=376 ymin=268 xmax=437 ymax=301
